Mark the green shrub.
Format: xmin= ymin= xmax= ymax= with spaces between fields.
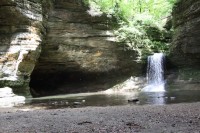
xmin=84 ymin=0 xmax=177 ymax=61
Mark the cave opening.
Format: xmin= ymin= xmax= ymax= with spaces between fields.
xmin=29 ymin=68 xmax=136 ymax=97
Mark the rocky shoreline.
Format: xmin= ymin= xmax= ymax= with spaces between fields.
xmin=0 ymin=102 xmax=200 ymax=132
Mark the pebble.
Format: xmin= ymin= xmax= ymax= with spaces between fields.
xmin=171 ymin=123 xmax=176 ymax=127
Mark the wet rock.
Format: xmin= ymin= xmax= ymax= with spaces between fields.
xmin=128 ymin=98 xmax=139 ymax=103
xmin=73 ymin=102 xmax=82 ymax=105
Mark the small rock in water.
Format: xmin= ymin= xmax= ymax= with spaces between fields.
xmin=82 ymin=100 xmax=86 ymax=103
xmin=128 ymin=98 xmax=139 ymax=103
xmin=73 ymin=102 xmax=81 ymax=105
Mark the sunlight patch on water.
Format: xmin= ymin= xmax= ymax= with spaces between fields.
xmin=33 ymin=92 xmax=105 ymax=100
xmin=142 ymin=83 xmax=165 ymax=92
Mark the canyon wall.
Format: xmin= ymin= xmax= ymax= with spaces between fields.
xmin=0 ymin=0 xmax=142 ymax=96
xmin=2 ymin=0 xmax=199 ymax=96
xmin=30 ymin=0 xmax=141 ymax=96
xmin=171 ymin=0 xmax=200 ymax=68
xmin=0 ymin=0 xmax=49 ymax=95
xmin=168 ymin=0 xmax=200 ymax=90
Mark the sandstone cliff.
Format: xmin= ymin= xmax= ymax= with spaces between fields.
xmin=167 ymin=0 xmax=200 ymax=89
xmin=0 ymin=0 xmax=142 ymax=96
xmin=30 ymin=0 xmax=141 ymax=96
xmin=0 ymin=0 xmax=48 ymax=95
xmin=170 ymin=0 xmax=200 ymax=68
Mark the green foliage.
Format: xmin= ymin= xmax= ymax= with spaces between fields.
xmin=85 ymin=0 xmax=176 ymax=21
xmin=85 ymin=0 xmax=177 ymax=61
xmin=114 ymin=20 xmax=170 ymax=61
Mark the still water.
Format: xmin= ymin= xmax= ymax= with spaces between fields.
xmin=18 ymin=53 xmax=200 ymax=109
xmin=23 ymin=89 xmax=200 ymax=109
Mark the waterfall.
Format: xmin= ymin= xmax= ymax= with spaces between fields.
xmin=142 ymin=53 xmax=165 ymax=92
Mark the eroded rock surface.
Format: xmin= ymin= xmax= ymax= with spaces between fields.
xmin=0 ymin=0 xmax=48 ymax=95
xmin=171 ymin=0 xmax=200 ymax=68
xmin=30 ymin=0 xmax=141 ymax=96
xmin=0 ymin=0 xmax=142 ymax=96
xmin=167 ymin=0 xmax=200 ymax=87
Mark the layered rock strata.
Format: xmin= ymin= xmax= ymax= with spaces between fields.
xmin=0 ymin=0 xmax=141 ymax=97
xmin=171 ymin=0 xmax=200 ymax=68
xmin=0 ymin=0 xmax=47 ymax=95
xmin=30 ymin=0 xmax=141 ymax=96
xmin=168 ymin=0 xmax=200 ymax=89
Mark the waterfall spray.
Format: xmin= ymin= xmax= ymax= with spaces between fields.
xmin=142 ymin=53 xmax=165 ymax=92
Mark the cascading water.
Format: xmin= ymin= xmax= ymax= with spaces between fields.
xmin=142 ymin=53 xmax=165 ymax=92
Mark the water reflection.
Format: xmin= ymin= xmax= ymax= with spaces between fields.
xmin=25 ymin=92 xmax=136 ymax=109
xmin=138 ymin=90 xmax=200 ymax=105
xmin=2 ymin=90 xmax=196 ymax=109
xmin=138 ymin=92 xmax=166 ymax=105
xmin=21 ymin=90 xmax=200 ymax=109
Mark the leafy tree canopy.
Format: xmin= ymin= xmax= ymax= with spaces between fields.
xmin=84 ymin=0 xmax=177 ymax=61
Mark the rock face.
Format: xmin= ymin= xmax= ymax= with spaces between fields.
xmin=167 ymin=0 xmax=200 ymax=89
xmin=0 ymin=0 xmax=142 ymax=96
xmin=30 ymin=0 xmax=141 ymax=96
xmin=3 ymin=0 xmax=200 ymax=96
xmin=0 ymin=0 xmax=50 ymax=95
xmin=0 ymin=87 xmax=25 ymax=107
xmin=170 ymin=0 xmax=200 ymax=68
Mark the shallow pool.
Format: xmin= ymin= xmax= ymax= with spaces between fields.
xmin=22 ymin=89 xmax=200 ymax=109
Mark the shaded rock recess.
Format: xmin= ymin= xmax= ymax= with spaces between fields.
xmin=0 ymin=0 xmax=142 ymax=96
xmin=30 ymin=0 xmax=142 ymax=96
